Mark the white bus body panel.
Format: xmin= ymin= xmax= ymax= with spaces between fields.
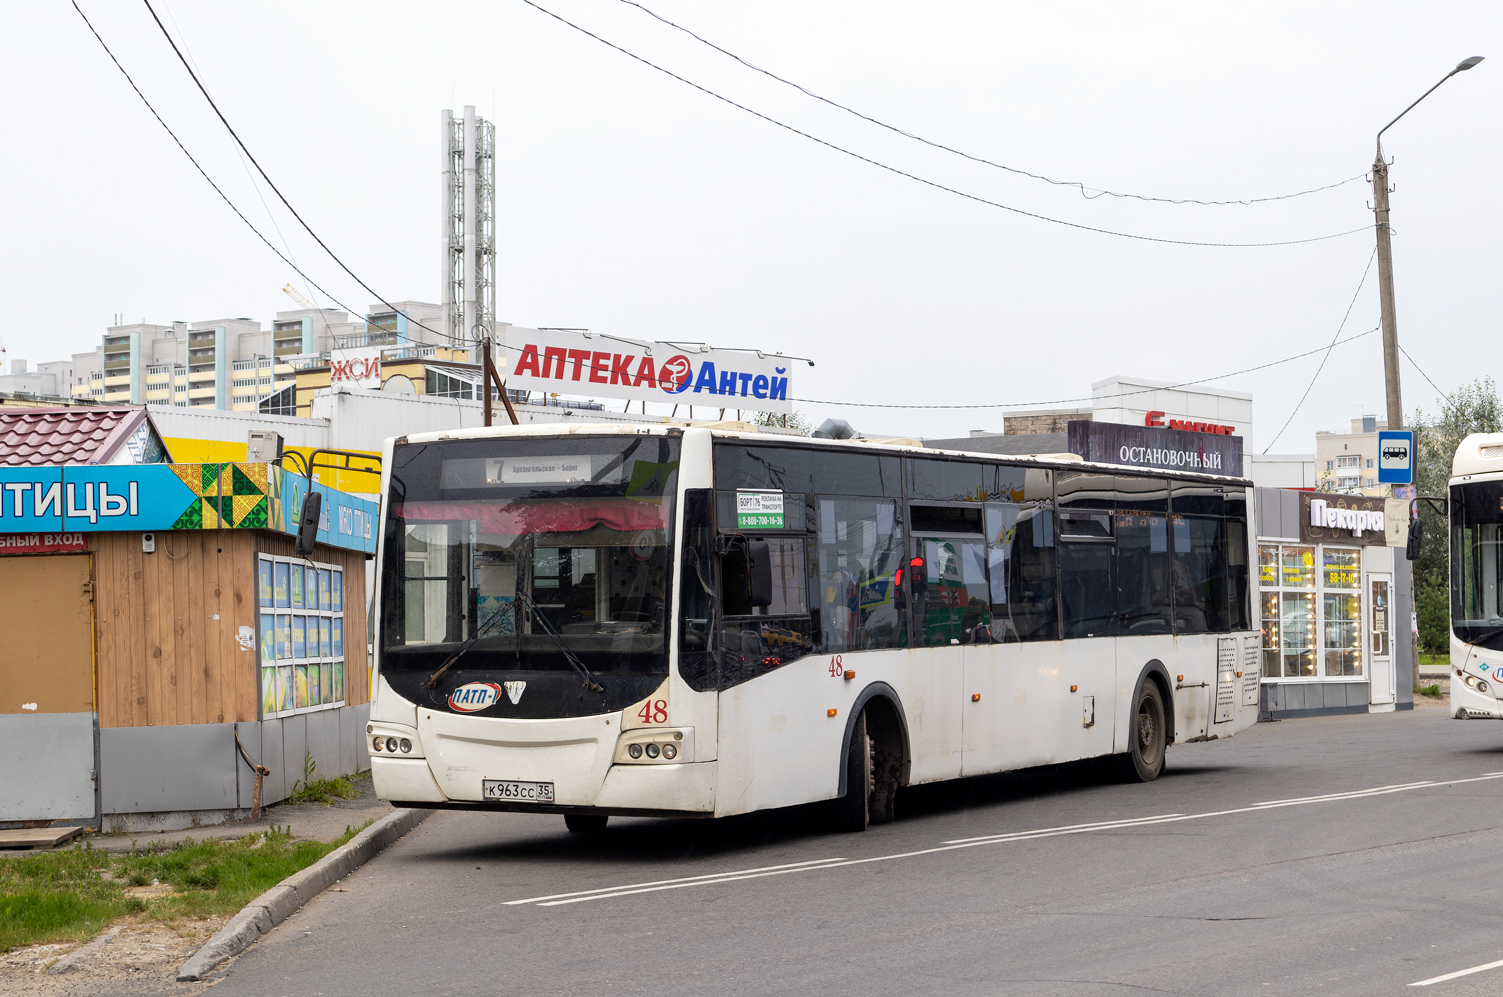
xmin=1453 ymin=635 xmax=1503 ymax=719
xmin=415 ymin=709 xmax=621 ymax=807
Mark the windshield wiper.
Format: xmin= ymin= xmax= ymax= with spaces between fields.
xmin=424 ymin=603 xmax=511 ymax=689
xmin=516 ymin=592 xmax=606 ymax=694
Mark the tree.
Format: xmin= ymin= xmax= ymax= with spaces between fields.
xmin=1415 ymin=573 xmax=1449 ymax=657
xmin=751 ymin=409 xmax=813 ymax=436
xmin=1409 ymin=377 xmax=1502 ymax=660
xmin=1410 ymin=377 xmax=1502 ymax=584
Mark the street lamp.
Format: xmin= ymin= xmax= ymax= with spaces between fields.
xmin=1371 ymin=55 xmax=1483 ymax=432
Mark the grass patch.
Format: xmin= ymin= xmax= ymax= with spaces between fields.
xmin=0 ymin=821 xmax=369 ymax=954
xmin=1417 ymin=682 xmax=1445 ymax=699
xmin=287 ymin=753 xmax=359 ymax=805
xmin=1418 ymin=653 xmax=1451 ymax=667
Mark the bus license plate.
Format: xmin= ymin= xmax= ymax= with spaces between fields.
xmin=483 ymin=779 xmax=555 ymax=803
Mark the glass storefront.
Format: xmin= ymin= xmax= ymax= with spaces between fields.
xmin=1259 ymin=543 xmax=1362 ymax=680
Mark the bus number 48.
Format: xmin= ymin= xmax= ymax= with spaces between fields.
xmin=637 ymin=699 xmax=668 ymax=724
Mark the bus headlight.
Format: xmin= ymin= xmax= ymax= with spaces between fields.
xmin=615 ymin=728 xmax=693 ymax=764
xmin=1467 ymin=675 xmax=1478 ymax=687
xmin=1480 ymin=680 xmax=1491 ymax=694
xmin=368 ymin=724 xmax=423 ymax=758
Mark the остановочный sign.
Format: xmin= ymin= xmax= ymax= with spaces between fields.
xmin=1067 ymin=420 xmax=1244 ymax=478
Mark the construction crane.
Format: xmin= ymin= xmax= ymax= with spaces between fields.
xmin=281 ymin=283 xmax=315 ymax=310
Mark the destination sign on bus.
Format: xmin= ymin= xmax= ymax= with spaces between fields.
xmin=504 ymin=328 xmax=797 ymax=413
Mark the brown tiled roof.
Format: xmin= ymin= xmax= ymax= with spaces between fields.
xmin=0 ymin=407 xmax=151 ymax=466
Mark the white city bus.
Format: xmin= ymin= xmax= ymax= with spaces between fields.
xmin=368 ymin=424 xmax=1261 ymax=831
xmin=1447 ymin=433 xmax=1503 ymax=719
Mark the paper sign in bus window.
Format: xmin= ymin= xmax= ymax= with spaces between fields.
xmin=736 ymin=490 xmax=784 ymax=529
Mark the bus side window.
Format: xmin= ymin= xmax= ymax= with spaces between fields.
xmin=1171 ymin=482 xmax=1245 ymax=634
xmin=983 ymin=467 xmax=1056 ymax=642
xmin=718 ymin=536 xmax=814 ymax=689
xmin=1113 ymin=475 xmax=1172 ymax=637
xmin=814 ymin=498 xmax=904 ymax=653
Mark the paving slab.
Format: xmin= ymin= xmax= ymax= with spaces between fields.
xmin=0 ymin=826 xmax=85 ymax=849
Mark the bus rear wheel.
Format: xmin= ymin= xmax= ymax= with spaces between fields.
xmin=1119 ymin=680 xmax=1167 ymax=783
xmin=564 ymin=814 xmax=608 ymax=833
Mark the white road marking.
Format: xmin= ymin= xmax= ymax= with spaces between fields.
xmin=503 ymin=857 xmax=851 ymax=906
xmin=508 ymin=771 xmax=1503 ymax=907
xmin=1410 ymin=957 xmax=1503 ymax=986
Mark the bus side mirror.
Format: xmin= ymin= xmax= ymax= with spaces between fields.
xmin=295 ymin=490 xmax=322 ymax=556
xmin=1406 ymin=516 xmax=1423 ymax=561
xmin=747 ymin=540 xmax=773 ymax=608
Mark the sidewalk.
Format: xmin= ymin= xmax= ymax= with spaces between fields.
xmin=84 ymin=774 xmax=392 ymax=853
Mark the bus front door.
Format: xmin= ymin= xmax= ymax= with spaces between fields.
xmin=914 ymin=536 xmax=1005 ymax=776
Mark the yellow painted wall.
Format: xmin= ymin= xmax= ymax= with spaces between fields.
xmin=159 ymin=438 xmax=380 ymax=493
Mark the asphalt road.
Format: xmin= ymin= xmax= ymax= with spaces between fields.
xmin=211 ymin=707 xmax=1503 ymax=997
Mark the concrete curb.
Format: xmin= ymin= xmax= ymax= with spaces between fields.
xmin=47 ymin=927 xmax=121 ymax=974
xmin=176 ymin=807 xmax=431 ymax=982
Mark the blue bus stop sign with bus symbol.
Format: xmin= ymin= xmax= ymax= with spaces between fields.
xmin=1378 ymin=430 xmax=1414 ymax=485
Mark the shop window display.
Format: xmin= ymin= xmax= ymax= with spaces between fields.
xmin=1258 ymin=543 xmax=1363 ymax=681
xmin=259 ymin=553 xmax=347 ymax=717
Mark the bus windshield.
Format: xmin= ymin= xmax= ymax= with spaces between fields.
xmin=380 ymin=434 xmax=681 ymax=689
xmin=1452 ymin=479 xmax=1503 ymax=649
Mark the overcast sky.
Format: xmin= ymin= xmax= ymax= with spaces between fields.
xmin=2 ymin=1 xmax=1496 ymax=448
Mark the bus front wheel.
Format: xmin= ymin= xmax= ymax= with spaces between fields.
xmin=1119 ymin=680 xmax=1167 ymax=783
xmin=832 ymin=707 xmax=900 ymax=832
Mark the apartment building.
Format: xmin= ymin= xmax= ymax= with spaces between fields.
xmin=67 ymin=302 xmax=443 ymax=413
xmin=1315 ymin=416 xmax=1389 ymax=496
xmin=0 ymin=359 xmax=74 ymax=398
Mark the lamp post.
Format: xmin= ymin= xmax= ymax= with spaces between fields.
xmin=1371 ymin=55 xmax=1483 ymax=432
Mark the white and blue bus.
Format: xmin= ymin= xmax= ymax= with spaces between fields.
xmin=368 ymin=424 xmax=1260 ymax=831
xmin=1447 ymin=433 xmax=1503 ymax=718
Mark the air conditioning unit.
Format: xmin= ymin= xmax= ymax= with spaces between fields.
xmin=247 ymin=430 xmax=283 ymax=462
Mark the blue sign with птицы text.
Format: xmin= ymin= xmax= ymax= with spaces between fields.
xmin=1377 ymin=431 xmax=1413 ymax=485
xmin=0 ymin=466 xmax=196 ymax=532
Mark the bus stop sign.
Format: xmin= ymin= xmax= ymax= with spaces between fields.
xmin=1377 ymin=430 xmax=1414 ymax=485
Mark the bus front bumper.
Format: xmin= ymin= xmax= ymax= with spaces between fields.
xmin=372 ymin=709 xmax=717 ymax=815
xmin=1452 ymin=677 xmax=1503 ymax=719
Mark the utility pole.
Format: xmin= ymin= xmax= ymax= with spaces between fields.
xmin=1370 ymin=56 xmax=1483 ymax=697
xmin=1371 ymin=152 xmax=1402 ymax=432
xmin=1370 ymin=55 xmax=1484 ymax=433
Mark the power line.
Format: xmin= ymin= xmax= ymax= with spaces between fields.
xmin=1398 ymin=343 xmax=1458 ymax=415
xmin=617 ymin=0 xmax=1367 ymax=208
xmin=786 ymin=325 xmax=1381 ymax=411
xmin=1261 ymin=246 xmax=1379 ymax=452
xmin=68 ymin=0 xmax=372 ymax=333
xmin=138 ymin=0 xmax=467 ymax=347
xmin=521 ymin=0 xmax=1371 ymax=248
